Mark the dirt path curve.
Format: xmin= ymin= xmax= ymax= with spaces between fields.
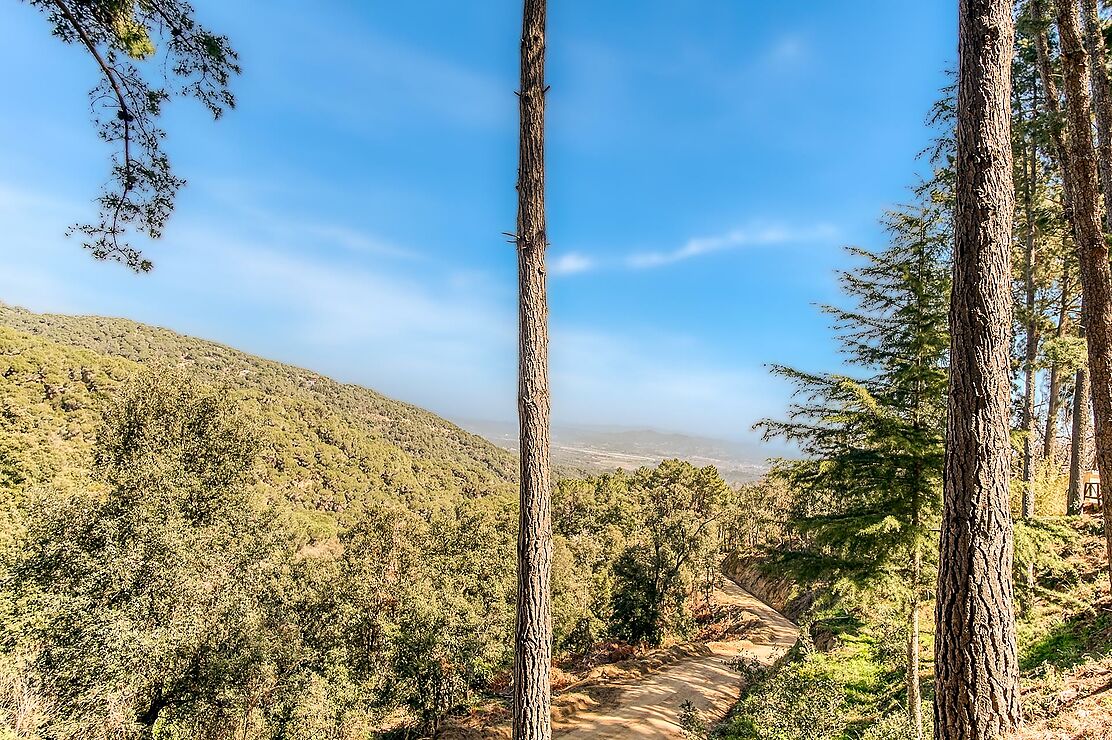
xmin=553 ymin=578 xmax=799 ymax=739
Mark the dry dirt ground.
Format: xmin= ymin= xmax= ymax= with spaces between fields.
xmin=1016 ymin=658 xmax=1112 ymax=740
xmin=444 ymin=577 xmax=799 ymax=739
xmin=553 ymin=578 xmax=798 ymax=739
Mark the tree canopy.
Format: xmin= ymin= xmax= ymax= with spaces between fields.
xmin=27 ymin=0 xmax=239 ymax=270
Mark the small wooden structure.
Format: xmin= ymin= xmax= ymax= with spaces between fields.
xmin=1082 ymin=470 xmax=1102 ymax=513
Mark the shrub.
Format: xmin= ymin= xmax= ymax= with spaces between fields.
xmin=723 ymin=658 xmax=847 ymax=740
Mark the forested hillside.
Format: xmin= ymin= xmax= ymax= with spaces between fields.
xmin=0 ymin=302 xmax=516 ymax=526
xmin=0 ymin=301 xmax=766 ymax=738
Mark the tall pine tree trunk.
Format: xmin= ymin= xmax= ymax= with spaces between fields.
xmin=1034 ymin=0 xmax=1077 ymax=217
xmin=1044 ymin=363 xmax=1062 ymax=460
xmin=1044 ymin=270 xmax=1071 ymax=462
xmin=1080 ymin=0 xmax=1112 ymax=582
xmin=513 ymin=1 xmax=552 ymax=737
xmin=907 ymin=542 xmax=923 ymax=740
xmin=1021 ymin=95 xmax=1040 ymax=516
xmin=1034 ymin=0 xmax=1077 ymax=478
xmin=934 ymin=1 xmax=1022 ymax=737
xmin=1054 ymin=0 xmax=1112 ymax=590
xmin=1068 ymin=346 xmax=1091 ymax=516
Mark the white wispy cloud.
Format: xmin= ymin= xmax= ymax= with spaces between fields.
xmin=627 ymin=223 xmax=837 ymax=268
xmin=551 ymin=222 xmax=839 ymax=277
xmin=550 ymin=252 xmax=595 ymax=276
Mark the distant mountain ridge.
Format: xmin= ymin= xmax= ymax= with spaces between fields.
xmin=0 ymin=303 xmax=516 ymax=527
xmin=461 ymin=419 xmax=771 ymax=483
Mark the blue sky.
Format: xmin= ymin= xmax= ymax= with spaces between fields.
xmin=0 ymin=1 xmax=953 ymax=443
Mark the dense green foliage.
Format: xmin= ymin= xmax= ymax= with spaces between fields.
xmin=721 ymin=634 xmax=891 ymax=740
xmin=1 ymin=368 xmax=521 ymax=738
xmin=0 ymin=308 xmax=751 ymax=736
xmin=757 ymin=195 xmax=950 ymax=597
xmin=555 ymin=461 xmax=733 ymax=647
xmin=4 ymin=373 xmax=287 ymax=737
xmin=0 ymin=303 xmax=517 ymax=528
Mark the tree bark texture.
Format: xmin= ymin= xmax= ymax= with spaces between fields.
xmin=1054 ymin=0 xmax=1112 ymax=589
xmin=934 ymin=2 xmax=1022 ymax=738
xmin=1068 ymin=354 xmax=1091 ymax=515
xmin=513 ymin=2 xmax=553 ymax=739
xmin=1021 ymin=94 xmax=1040 ymax=513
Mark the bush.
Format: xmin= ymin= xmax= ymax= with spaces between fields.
xmin=723 ymin=658 xmax=847 ymax=740
xmin=1013 ymin=518 xmax=1082 ymax=606
xmin=556 ymin=461 xmax=733 ymax=648
xmin=0 ymin=652 xmax=48 ymax=740
xmin=859 ymin=712 xmax=924 ymax=740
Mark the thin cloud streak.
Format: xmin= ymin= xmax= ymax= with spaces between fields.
xmin=627 ymin=223 xmax=837 ymax=268
xmin=551 ymin=222 xmax=840 ymax=277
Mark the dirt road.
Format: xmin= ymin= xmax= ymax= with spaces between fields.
xmin=552 ymin=578 xmax=799 ymax=739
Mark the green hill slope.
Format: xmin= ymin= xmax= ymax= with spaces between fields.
xmin=0 ymin=303 xmax=516 ymax=523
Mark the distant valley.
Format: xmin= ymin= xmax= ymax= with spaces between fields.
xmin=460 ymin=419 xmax=773 ymax=483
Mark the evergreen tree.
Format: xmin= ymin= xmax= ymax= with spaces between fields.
xmin=26 ymin=0 xmax=239 ymax=270
xmin=935 ymin=1 xmax=1022 ymax=734
xmin=1052 ymin=0 xmax=1112 ymax=589
xmin=512 ymin=0 xmax=553 ymax=738
xmin=757 ymin=192 xmax=950 ymax=738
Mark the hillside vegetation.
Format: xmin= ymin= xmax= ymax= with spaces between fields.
xmin=0 ymin=302 xmax=516 ymax=528
xmin=693 ymin=518 xmax=1111 ymax=740
xmin=0 ymin=303 xmax=766 ymax=739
